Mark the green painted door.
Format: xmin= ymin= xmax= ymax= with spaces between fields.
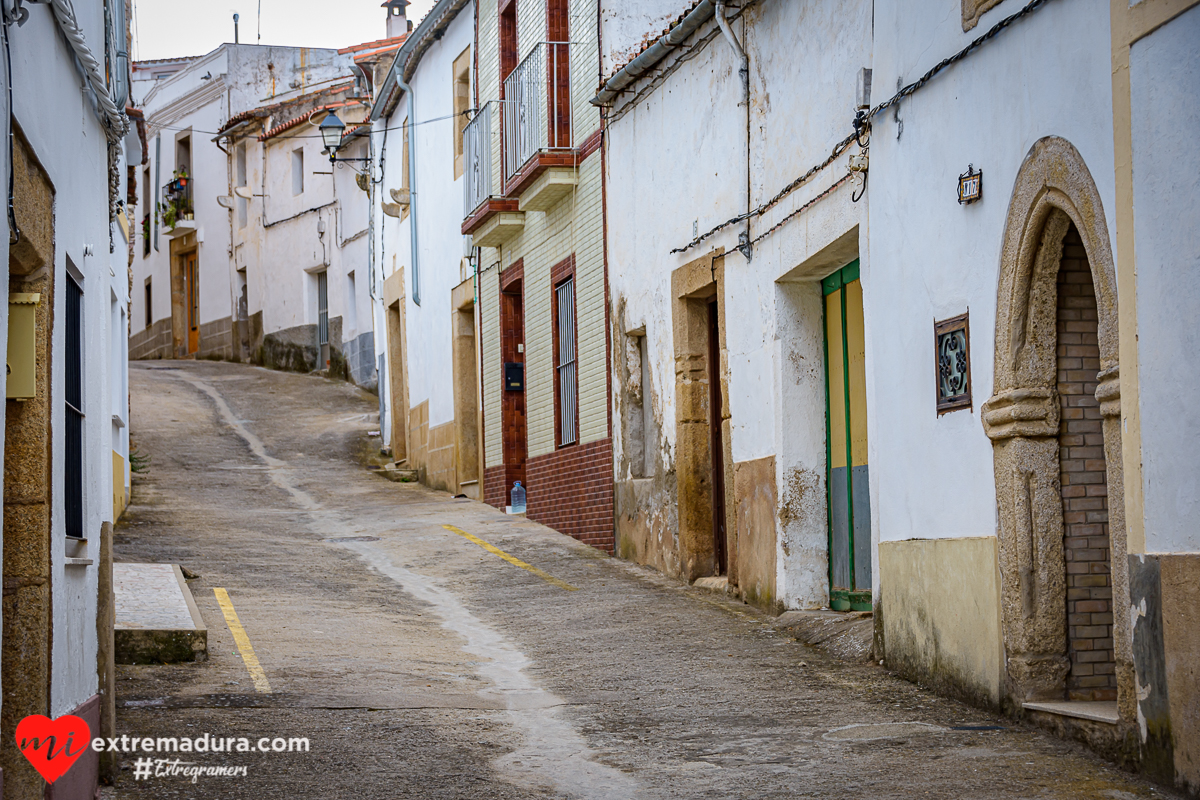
xmin=823 ymin=261 xmax=872 ymax=612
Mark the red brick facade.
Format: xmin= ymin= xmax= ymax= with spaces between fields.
xmin=483 ymin=440 xmax=615 ymax=552
xmin=484 ymin=464 xmax=525 ymax=510
xmin=1056 ymin=225 xmax=1116 ymax=702
xmin=526 ymin=438 xmax=614 ymax=552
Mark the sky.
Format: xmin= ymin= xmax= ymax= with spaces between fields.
xmin=130 ymin=0 xmax=438 ymax=62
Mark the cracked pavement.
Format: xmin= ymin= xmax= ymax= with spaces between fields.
xmin=105 ymin=360 xmax=1177 ymax=799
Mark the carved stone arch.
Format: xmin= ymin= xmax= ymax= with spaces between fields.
xmin=983 ymin=137 xmax=1132 ymax=719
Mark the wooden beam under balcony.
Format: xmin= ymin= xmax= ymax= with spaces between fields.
xmin=461 ymin=197 xmax=520 ymax=236
xmin=503 ymin=151 xmax=577 ymax=201
xmin=518 ymin=167 xmax=579 ymax=213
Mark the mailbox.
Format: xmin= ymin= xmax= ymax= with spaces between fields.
xmin=7 ymin=293 xmax=40 ymax=400
xmin=504 ymin=361 xmax=524 ymax=392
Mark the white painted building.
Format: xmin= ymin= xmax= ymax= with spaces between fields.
xmin=598 ymin=0 xmax=1199 ymax=783
xmin=369 ymin=0 xmax=480 ymax=494
xmin=0 ymin=0 xmax=134 ymax=795
xmin=129 ymin=44 xmax=362 ymax=368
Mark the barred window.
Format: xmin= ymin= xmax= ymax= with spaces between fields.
xmin=555 ymin=277 xmax=577 ymax=446
xmin=65 ymin=273 xmax=84 ymax=539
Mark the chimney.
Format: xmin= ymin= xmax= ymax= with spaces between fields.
xmin=383 ymin=0 xmax=410 ymax=39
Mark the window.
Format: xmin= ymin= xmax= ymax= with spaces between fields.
xmin=142 ymin=166 xmax=152 ymax=257
xmin=236 ymin=143 xmax=248 ymax=228
xmin=317 ymin=270 xmax=328 ymax=347
xmin=554 ymin=273 xmax=577 ymax=447
xmin=65 ymin=273 xmax=84 ymax=539
xmin=144 ymin=279 xmax=152 ymax=329
xmin=292 ymin=148 xmax=304 ymax=196
xmin=346 ymin=271 xmax=358 ymax=333
xmin=453 ymin=46 xmax=471 ymax=179
xmin=500 ymin=1 xmax=518 ymax=83
xmin=935 ymin=313 xmax=972 ymax=414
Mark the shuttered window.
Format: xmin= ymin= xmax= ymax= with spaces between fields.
xmin=555 ymin=277 xmax=577 ymax=446
xmin=65 ymin=274 xmax=84 ymax=539
xmin=317 ymin=271 xmax=329 ymax=346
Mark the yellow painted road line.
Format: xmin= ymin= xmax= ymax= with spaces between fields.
xmin=442 ymin=525 xmax=579 ymax=591
xmin=213 ymin=588 xmax=273 ymax=693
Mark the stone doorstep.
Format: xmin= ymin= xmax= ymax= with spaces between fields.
xmin=1022 ymin=700 xmax=1119 ymax=724
xmin=114 ymin=563 xmax=208 ymax=665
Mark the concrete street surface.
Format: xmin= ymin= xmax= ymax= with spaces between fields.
xmin=105 ymin=361 xmax=1177 ymax=799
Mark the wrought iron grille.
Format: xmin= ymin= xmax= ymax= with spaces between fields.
xmin=503 ymin=42 xmax=574 ymax=182
xmin=556 ymin=277 xmax=577 ymax=446
xmin=65 ymin=274 xmax=84 ymax=538
xmin=463 ymin=101 xmax=495 ymax=217
xmin=317 ymin=271 xmax=329 ymax=346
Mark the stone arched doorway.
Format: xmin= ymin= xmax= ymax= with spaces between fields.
xmin=982 ymin=137 xmax=1132 ymax=719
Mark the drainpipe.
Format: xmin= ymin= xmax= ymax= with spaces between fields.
xmin=397 ymin=76 xmax=420 ymax=306
xmin=714 ymin=0 xmax=751 ymax=261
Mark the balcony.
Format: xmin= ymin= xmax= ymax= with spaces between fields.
xmin=161 ymin=175 xmax=196 ymax=239
xmin=462 ymin=100 xmax=523 ymax=246
xmin=501 ymin=41 xmax=579 ymax=208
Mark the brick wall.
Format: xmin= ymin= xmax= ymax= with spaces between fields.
xmin=484 ymin=464 xmax=525 ymax=509
xmin=526 ymin=438 xmax=614 ymax=552
xmin=1057 ymin=226 xmax=1116 ymax=702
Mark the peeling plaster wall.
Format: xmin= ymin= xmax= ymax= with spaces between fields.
xmin=599 ymin=0 xmax=691 ymax=79
xmin=605 ymin=0 xmax=871 ymax=607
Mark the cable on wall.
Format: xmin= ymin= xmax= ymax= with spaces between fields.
xmin=670 ymin=0 xmax=1057 ymax=255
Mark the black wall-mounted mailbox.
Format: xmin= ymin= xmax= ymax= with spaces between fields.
xmin=504 ymin=362 xmax=524 ymax=392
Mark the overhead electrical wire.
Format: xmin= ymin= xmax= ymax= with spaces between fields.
xmin=155 ymin=108 xmax=471 ymax=140
xmin=670 ymin=0 xmax=1057 ymax=255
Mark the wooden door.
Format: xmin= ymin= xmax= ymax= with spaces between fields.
xmin=186 ymin=253 xmax=199 ymax=354
xmin=500 ymin=281 xmax=526 ymax=504
xmin=823 ymin=260 xmax=871 ymax=611
xmin=708 ymin=300 xmax=727 ymax=575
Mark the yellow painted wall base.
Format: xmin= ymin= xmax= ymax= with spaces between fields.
xmin=112 ymin=450 xmax=127 ymax=521
xmin=880 ymin=537 xmax=1003 ymax=707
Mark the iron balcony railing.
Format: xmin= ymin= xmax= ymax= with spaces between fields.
xmin=502 ymin=41 xmax=574 ymax=182
xmin=463 ymin=100 xmax=499 ymax=218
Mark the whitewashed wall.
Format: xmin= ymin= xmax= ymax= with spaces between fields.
xmin=376 ymin=4 xmax=475 ymax=439
xmin=1127 ymin=4 xmax=1200 ymax=554
xmin=10 ymin=0 xmax=126 ymax=716
xmin=868 ymin=0 xmax=1117 ymax=547
xmin=605 ymin=0 xmax=871 ymax=608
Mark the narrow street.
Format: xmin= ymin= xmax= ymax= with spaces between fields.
xmin=107 ymin=361 xmax=1171 ymax=799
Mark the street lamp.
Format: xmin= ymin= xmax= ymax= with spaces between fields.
xmin=320 ymin=112 xmax=346 ymax=155
xmin=320 ymin=111 xmax=371 ymax=168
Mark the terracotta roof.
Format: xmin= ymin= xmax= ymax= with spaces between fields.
xmin=217 ymin=81 xmax=357 ymax=136
xmin=338 ymin=34 xmax=407 ymax=56
xmin=258 ymin=97 xmax=365 ymax=142
xmin=604 ymin=1 xmax=705 ymax=82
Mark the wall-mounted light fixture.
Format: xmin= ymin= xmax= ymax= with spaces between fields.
xmin=320 ymin=112 xmax=371 ymax=172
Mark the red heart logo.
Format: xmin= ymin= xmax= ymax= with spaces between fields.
xmin=15 ymin=714 xmax=91 ymax=784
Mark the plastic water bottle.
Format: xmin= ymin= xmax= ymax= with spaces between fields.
xmin=510 ymin=481 xmax=526 ymax=514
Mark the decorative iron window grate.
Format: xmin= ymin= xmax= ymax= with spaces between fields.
xmin=317 ymin=271 xmax=329 ymax=347
xmin=555 ymin=277 xmax=577 ymax=446
xmin=935 ymin=313 xmax=972 ymax=414
xmin=65 ymin=274 xmax=84 ymax=538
